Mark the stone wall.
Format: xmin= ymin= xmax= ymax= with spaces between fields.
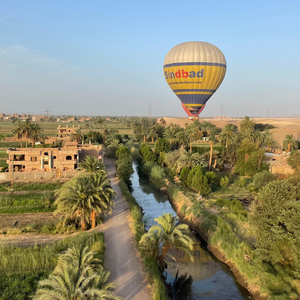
xmin=0 ymin=171 xmax=81 ymax=181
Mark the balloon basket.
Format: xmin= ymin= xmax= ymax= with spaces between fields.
xmin=188 ymin=116 xmax=199 ymax=120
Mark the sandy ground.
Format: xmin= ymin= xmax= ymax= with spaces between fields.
xmin=163 ymin=117 xmax=300 ymax=145
xmin=102 ymin=158 xmax=150 ymax=300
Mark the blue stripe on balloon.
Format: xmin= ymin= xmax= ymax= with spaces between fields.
xmin=174 ymin=89 xmax=215 ymax=93
xmin=163 ymin=62 xmax=226 ymax=68
xmin=177 ymin=94 xmax=212 ymax=106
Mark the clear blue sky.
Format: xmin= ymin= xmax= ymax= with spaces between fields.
xmin=0 ymin=0 xmax=299 ymax=117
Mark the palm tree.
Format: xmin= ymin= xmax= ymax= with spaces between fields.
xmin=240 ymin=116 xmax=255 ymax=133
xmin=33 ymin=246 xmax=121 ymax=300
xmin=219 ymin=123 xmax=237 ymax=148
xmin=30 ymin=124 xmax=43 ymax=148
xmin=89 ymin=172 xmax=116 ymax=229
xmin=107 ymin=139 xmax=120 ymax=157
xmin=175 ymin=130 xmax=187 ymax=148
xmin=264 ymin=129 xmax=277 ymax=151
xmin=185 ymin=125 xmax=203 ymax=153
xmin=11 ymin=120 xmax=23 ymax=148
xmin=164 ymin=127 xmax=177 ymax=144
xmin=176 ymin=151 xmax=207 ymax=173
xmin=159 ymin=118 xmax=166 ymax=126
xmin=139 ymin=213 xmax=193 ymax=264
xmin=141 ymin=127 xmax=150 ymax=143
xmin=79 ymin=155 xmax=105 ymax=174
xmin=283 ymin=134 xmax=298 ymax=152
xmin=98 ymin=118 xmax=105 ymax=132
xmin=21 ymin=119 xmax=32 ymax=148
xmin=148 ymin=129 xmax=158 ymax=143
xmin=70 ymin=129 xmax=84 ymax=144
xmin=253 ymin=130 xmax=264 ymax=146
xmin=54 ymin=176 xmax=97 ymax=230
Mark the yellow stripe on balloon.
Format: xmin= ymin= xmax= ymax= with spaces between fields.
xmin=184 ymin=104 xmax=204 ymax=107
xmin=175 ymin=92 xmax=214 ymax=95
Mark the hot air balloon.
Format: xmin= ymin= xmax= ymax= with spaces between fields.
xmin=163 ymin=42 xmax=226 ymax=118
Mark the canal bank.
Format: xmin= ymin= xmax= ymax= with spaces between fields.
xmin=131 ymin=163 xmax=253 ymax=300
xmin=164 ymin=188 xmax=267 ymax=300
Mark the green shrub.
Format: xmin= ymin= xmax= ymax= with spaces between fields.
xmin=149 ymin=165 xmax=166 ymax=189
xmin=252 ymin=170 xmax=277 ymax=191
xmin=179 ymin=166 xmax=190 ymax=186
xmin=187 ymin=166 xmax=204 ymax=187
xmin=239 ymin=177 xmax=246 ymax=188
xmin=191 ymin=171 xmax=211 ymax=196
xmin=220 ymin=176 xmax=229 ymax=188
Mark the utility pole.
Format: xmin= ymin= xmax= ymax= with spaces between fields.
xmin=45 ymin=108 xmax=49 ymax=120
xmin=149 ymin=106 xmax=152 ymax=118
xmin=221 ymin=105 xmax=223 ymax=119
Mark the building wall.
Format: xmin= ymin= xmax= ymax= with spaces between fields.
xmin=0 ymin=171 xmax=81 ymax=181
xmin=6 ymin=148 xmax=80 ymax=172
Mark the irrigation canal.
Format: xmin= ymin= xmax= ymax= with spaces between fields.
xmin=131 ymin=164 xmax=252 ymax=300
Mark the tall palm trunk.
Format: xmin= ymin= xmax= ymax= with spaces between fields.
xmin=144 ymin=135 xmax=146 ymax=143
xmin=152 ymin=137 xmax=154 ymax=143
xmin=160 ymin=244 xmax=171 ymax=261
xmin=91 ymin=211 xmax=96 ymax=229
xmin=81 ymin=213 xmax=86 ymax=231
xmin=209 ymin=141 xmax=213 ymax=170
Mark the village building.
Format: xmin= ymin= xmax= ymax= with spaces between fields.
xmin=32 ymin=115 xmax=45 ymax=122
xmin=6 ymin=146 xmax=80 ymax=172
xmin=5 ymin=142 xmax=102 ymax=174
xmin=57 ymin=125 xmax=80 ymax=140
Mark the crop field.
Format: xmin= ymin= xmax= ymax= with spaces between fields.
xmin=0 ymin=232 xmax=104 ymax=299
xmin=0 ymin=120 xmax=132 ymax=137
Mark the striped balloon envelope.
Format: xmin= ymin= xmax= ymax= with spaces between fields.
xmin=163 ymin=41 xmax=226 ymax=117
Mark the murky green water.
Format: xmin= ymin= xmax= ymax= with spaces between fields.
xmin=131 ymin=164 xmax=252 ymax=300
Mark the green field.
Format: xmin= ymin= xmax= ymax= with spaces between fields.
xmin=0 ymin=121 xmax=132 ymax=136
xmin=0 ymin=192 xmax=55 ymax=214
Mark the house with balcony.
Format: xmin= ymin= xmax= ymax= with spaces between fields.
xmin=6 ymin=146 xmax=80 ymax=172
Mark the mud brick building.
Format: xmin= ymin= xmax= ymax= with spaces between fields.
xmin=6 ymin=146 xmax=80 ymax=172
xmin=57 ymin=125 xmax=80 ymax=140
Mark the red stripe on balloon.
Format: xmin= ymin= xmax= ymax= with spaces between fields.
xmin=181 ymin=102 xmax=205 ymax=117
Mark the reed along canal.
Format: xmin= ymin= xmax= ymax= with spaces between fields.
xmin=131 ymin=164 xmax=252 ymax=300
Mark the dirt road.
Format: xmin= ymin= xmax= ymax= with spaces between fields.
xmin=102 ymin=158 xmax=150 ymax=300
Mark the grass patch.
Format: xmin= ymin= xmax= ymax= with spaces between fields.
xmin=0 ymin=151 xmax=8 ymax=158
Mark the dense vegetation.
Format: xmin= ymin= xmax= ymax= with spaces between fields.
xmin=0 ymin=232 xmax=105 ymax=300
xmin=120 ymin=116 xmax=300 ymax=299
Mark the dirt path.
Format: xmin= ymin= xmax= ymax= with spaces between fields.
xmin=101 ymin=158 xmax=150 ymax=300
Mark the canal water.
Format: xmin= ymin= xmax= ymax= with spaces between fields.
xmin=131 ymin=164 xmax=252 ymax=300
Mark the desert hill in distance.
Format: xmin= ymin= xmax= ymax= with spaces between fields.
xmin=163 ymin=117 xmax=300 ymax=145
